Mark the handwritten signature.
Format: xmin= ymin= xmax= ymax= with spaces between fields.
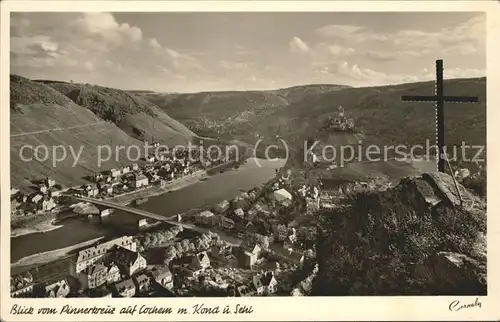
xmin=448 ymin=298 xmax=482 ymax=311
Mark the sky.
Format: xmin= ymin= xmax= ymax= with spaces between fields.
xmin=10 ymin=12 xmax=486 ymax=93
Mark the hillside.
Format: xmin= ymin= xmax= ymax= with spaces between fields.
xmin=143 ymin=78 xmax=486 ymax=161
xmin=313 ymin=172 xmax=486 ymax=295
xmin=38 ymin=80 xmax=195 ymax=144
xmin=140 ymin=84 xmax=349 ymax=138
xmin=10 ymin=75 xmax=196 ymax=192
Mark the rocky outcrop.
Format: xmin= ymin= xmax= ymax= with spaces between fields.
xmin=313 ymin=172 xmax=486 ymax=295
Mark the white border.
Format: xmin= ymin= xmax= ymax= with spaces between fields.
xmin=1 ymin=1 xmax=499 ymax=321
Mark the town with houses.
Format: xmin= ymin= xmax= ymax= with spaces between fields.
xmin=11 ymin=143 xmax=236 ymax=224
xmin=10 ymin=141 xmax=395 ymax=298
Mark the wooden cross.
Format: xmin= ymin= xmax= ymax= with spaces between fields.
xmin=401 ymin=59 xmax=479 ymax=172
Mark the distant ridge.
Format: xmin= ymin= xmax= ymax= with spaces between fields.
xmin=139 ymin=77 xmax=486 ymax=154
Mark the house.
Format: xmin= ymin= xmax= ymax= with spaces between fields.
xmin=44 ymin=279 xmax=70 ymax=298
xmin=78 ymin=263 xmax=108 ymax=290
xmin=287 ymin=228 xmax=297 ymax=244
xmin=45 ymin=177 xmax=56 ymax=187
xmin=272 ymin=224 xmax=288 ymax=241
xmin=111 ymin=246 xmax=147 ymax=277
xmin=306 ymin=197 xmax=320 ymax=214
xmin=131 ymin=163 xmax=139 ymax=171
xmin=272 ymin=189 xmax=292 ymax=202
xmin=17 ymin=193 xmax=28 ymax=203
xmin=10 ymin=187 xmax=20 ymax=197
xmin=146 ymin=155 xmax=156 ymax=162
xmin=133 ymin=273 xmax=152 ymax=294
xmin=216 ymin=215 xmax=235 ymax=230
xmin=214 ymin=200 xmax=230 ymax=214
xmin=189 ymin=251 xmax=211 ymax=276
xmin=70 ymin=236 xmax=136 ymax=275
xmin=233 ymin=197 xmax=248 ymax=210
xmin=105 ymin=185 xmax=114 ymax=194
xmin=151 ymin=267 xmax=173 ymax=290
xmin=287 ymin=250 xmax=305 ymax=266
xmin=93 ymin=173 xmax=104 ymax=182
xmin=105 ymin=263 xmax=121 ymax=284
xmin=254 ymin=202 xmax=271 ymax=217
xmin=197 ymin=210 xmax=215 ymax=226
xmin=210 ymin=244 xmax=232 ymax=259
xmin=192 ymin=251 xmax=211 ymax=270
xmin=298 ymin=226 xmax=317 ymax=241
xmin=110 ymin=168 xmax=121 ymax=178
xmin=253 ymin=271 xmax=278 ymax=296
xmin=234 ymin=208 xmax=245 ymax=219
xmin=238 ymin=241 xmax=261 ymax=269
xmin=98 ymin=182 xmax=112 ymax=192
xmin=86 ymin=285 xmax=112 ymax=298
xmin=121 ymin=166 xmax=131 ymax=175
xmin=245 ymin=232 xmax=270 ymax=249
xmin=146 ymin=172 xmax=160 ymax=183
xmin=114 ymin=278 xmax=136 ymax=297
xmin=39 ymin=185 xmax=49 ymax=194
xmin=49 ymin=189 xmax=62 ymax=198
xmin=236 ymin=284 xmax=255 ymax=297
xmin=11 ymin=284 xmax=34 ymax=298
xmin=134 ymin=174 xmax=149 ymax=189
xmin=10 ymin=272 xmax=34 ymax=298
xmin=31 ymin=194 xmax=43 ymax=204
xmin=85 ymin=185 xmax=99 ymax=197
xmin=41 ymin=198 xmax=56 ymax=211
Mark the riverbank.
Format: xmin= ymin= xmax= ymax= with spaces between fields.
xmin=11 ymin=236 xmax=105 ymax=271
xmin=108 ymin=160 xmax=244 ymax=206
xmin=109 ymin=169 xmax=209 ymax=206
xmin=11 ymin=216 xmax=63 ymax=238
xmin=10 ymin=168 xmax=213 ymax=237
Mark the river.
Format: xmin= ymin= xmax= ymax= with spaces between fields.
xmin=10 ymin=156 xmax=436 ymax=263
xmin=11 ymin=157 xmax=286 ymax=262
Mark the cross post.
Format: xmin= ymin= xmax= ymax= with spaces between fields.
xmin=401 ymin=59 xmax=479 ymax=172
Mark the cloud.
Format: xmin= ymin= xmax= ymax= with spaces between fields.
xmin=289 ymin=37 xmax=309 ymax=54
xmin=313 ymin=15 xmax=485 ymax=56
xmin=10 ymin=13 xmax=486 ymax=92
xmin=313 ymin=25 xmax=365 ymax=38
xmin=10 ymin=12 xmax=202 ymax=89
xmin=364 ymin=50 xmax=396 ymax=62
xmin=218 ymin=60 xmax=251 ymax=70
xmin=312 ymin=60 xmax=483 ymax=87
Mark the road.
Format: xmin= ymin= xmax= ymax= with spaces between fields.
xmin=10 ymin=121 xmax=107 ymax=137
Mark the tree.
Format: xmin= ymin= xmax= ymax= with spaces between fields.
xmin=156 ymin=232 xmax=166 ymax=245
xmin=165 ymin=246 xmax=177 ymax=261
xmin=305 ymin=249 xmax=315 ymax=259
xmin=174 ymin=242 xmax=183 ymax=254
xmin=258 ymin=237 xmax=270 ymax=250
xmin=163 ymin=230 xmax=175 ymax=241
xmin=181 ymin=239 xmax=191 ymax=252
xmin=195 ymin=238 xmax=204 ymax=250
xmin=149 ymin=234 xmax=158 ymax=246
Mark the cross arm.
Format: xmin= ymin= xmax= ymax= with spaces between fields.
xmin=401 ymin=95 xmax=437 ymax=103
xmin=442 ymin=96 xmax=478 ymax=103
